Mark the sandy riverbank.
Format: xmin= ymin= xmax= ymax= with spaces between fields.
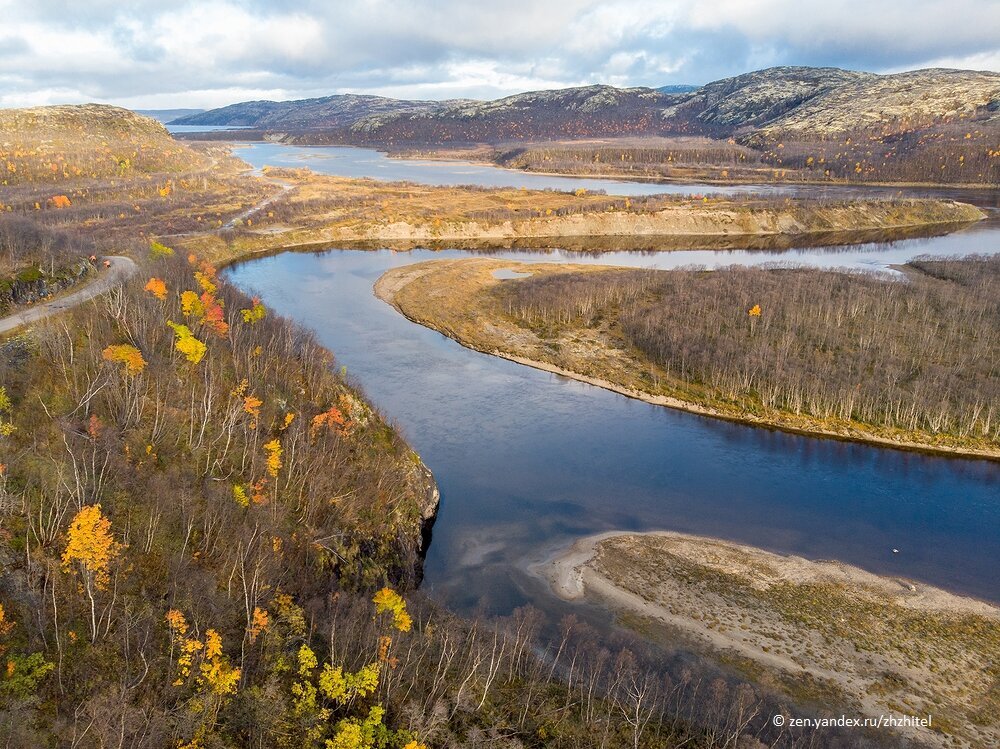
xmin=529 ymin=530 xmax=1000 ymax=748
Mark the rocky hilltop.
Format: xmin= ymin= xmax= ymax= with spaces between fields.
xmin=348 ymin=84 xmax=674 ymax=142
xmin=754 ymin=67 xmax=1000 ymax=135
xmin=671 ymin=66 xmax=876 ymax=131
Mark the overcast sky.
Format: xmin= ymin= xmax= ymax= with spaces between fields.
xmin=2 ymin=0 xmax=999 ymax=109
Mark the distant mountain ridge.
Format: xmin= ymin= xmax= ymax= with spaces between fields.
xmin=656 ymin=85 xmax=699 ymax=94
xmin=137 ymin=108 xmax=204 ymax=123
xmin=172 ymin=94 xmax=469 ymax=129
xmin=173 ymin=65 xmax=1000 ymax=147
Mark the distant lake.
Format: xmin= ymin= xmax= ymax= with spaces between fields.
xmin=224 ymin=144 xmax=1000 ymax=619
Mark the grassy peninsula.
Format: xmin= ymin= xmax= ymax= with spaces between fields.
xmin=179 ymin=166 xmax=984 ymax=262
xmin=377 ymin=256 xmax=1000 ymax=458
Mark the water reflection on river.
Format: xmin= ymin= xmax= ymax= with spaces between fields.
xmin=223 ymin=143 xmax=999 ymax=616
xmin=231 ymin=142 xmax=1000 ymax=208
xmin=225 ymin=247 xmax=1000 ymax=615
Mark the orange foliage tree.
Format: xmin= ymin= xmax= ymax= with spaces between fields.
xmin=310 ymin=406 xmax=351 ymax=440
xmin=180 ymin=255 xmax=229 ymax=337
xmin=144 ymin=277 xmax=167 ymax=300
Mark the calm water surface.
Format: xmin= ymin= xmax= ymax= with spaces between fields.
xmin=223 ymin=145 xmax=1000 ymax=615
xmin=231 ymin=142 xmax=1000 ymax=207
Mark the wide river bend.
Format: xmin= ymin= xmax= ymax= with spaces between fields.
xmin=223 ymin=143 xmax=1000 ymax=617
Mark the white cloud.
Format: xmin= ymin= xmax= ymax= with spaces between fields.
xmin=0 ymin=0 xmax=997 ymax=109
xmin=682 ymin=0 xmax=1000 ymax=60
xmin=891 ymin=49 xmax=1000 ymax=75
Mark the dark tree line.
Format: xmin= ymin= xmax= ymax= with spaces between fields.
xmin=496 ymin=140 xmax=757 ymax=173
xmin=749 ymin=122 xmax=1000 ymax=185
xmin=488 ymin=122 xmax=1000 ymax=186
xmin=496 ymin=256 xmax=999 ymax=442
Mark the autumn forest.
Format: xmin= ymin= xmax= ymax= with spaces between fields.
xmin=0 ymin=36 xmax=998 ymax=749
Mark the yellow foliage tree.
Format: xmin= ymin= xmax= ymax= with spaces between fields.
xmin=101 ymin=344 xmax=147 ymax=376
xmin=372 ymin=588 xmax=412 ymax=632
xmin=318 ymin=661 xmax=380 ymax=703
xmin=240 ymin=297 xmax=267 ymax=324
xmin=62 ymin=504 xmax=121 ymax=641
xmin=180 ymin=290 xmax=204 ymax=318
xmin=327 ymin=706 xmax=386 ymax=749
xmin=232 ymin=484 xmax=249 ymax=508
xmin=194 ymin=270 xmax=217 ymax=296
xmin=0 ymin=603 xmax=13 ymax=641
xmin=0 ymin=386 xmax=15 ymax=437
xmin=272 ymin=593 xmax=306 ymax=637
xmin=149 ymin=240 xmax=174 ymax=258
xmin=281 ymin=591 xmax=427 ymax=749
xmin=167 ymin=321 xmax=207 ymax=364
xmin=165 ymin=611 xmax=241 ymax=695
xmin=263 ymin=439 xmax=282 ymax=477
xmin=62 ymin=504 xmax=119 ymax=591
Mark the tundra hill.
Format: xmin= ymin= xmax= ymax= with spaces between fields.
xmin=170 ymin=93 xmax=467 ymax=129
xmin=0 ymin=104 xmax=271 ymax=247
xmin=356 ymin=67 xmax=1000 ymax=144
xmin=752 ymin=67 xmax=1000 ymax=137
xmin=0 ymin=104 xmax=209 ymax=186
xmin=175 ymin=85 xmax=683 ymax=143
xmin=668 ymin=66 xmax=876 ymax=131
xmin=176 ymin=65 xmax=1000 ymax=148
xmin=345 ymin=84 xmax=675 ymax=143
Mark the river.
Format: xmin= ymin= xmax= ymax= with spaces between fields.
xmin=222 ymin=143 xmax=1000 ymax=616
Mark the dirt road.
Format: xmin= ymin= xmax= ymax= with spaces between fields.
xmin=0 ymin=256 xmax=138 ymax=335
